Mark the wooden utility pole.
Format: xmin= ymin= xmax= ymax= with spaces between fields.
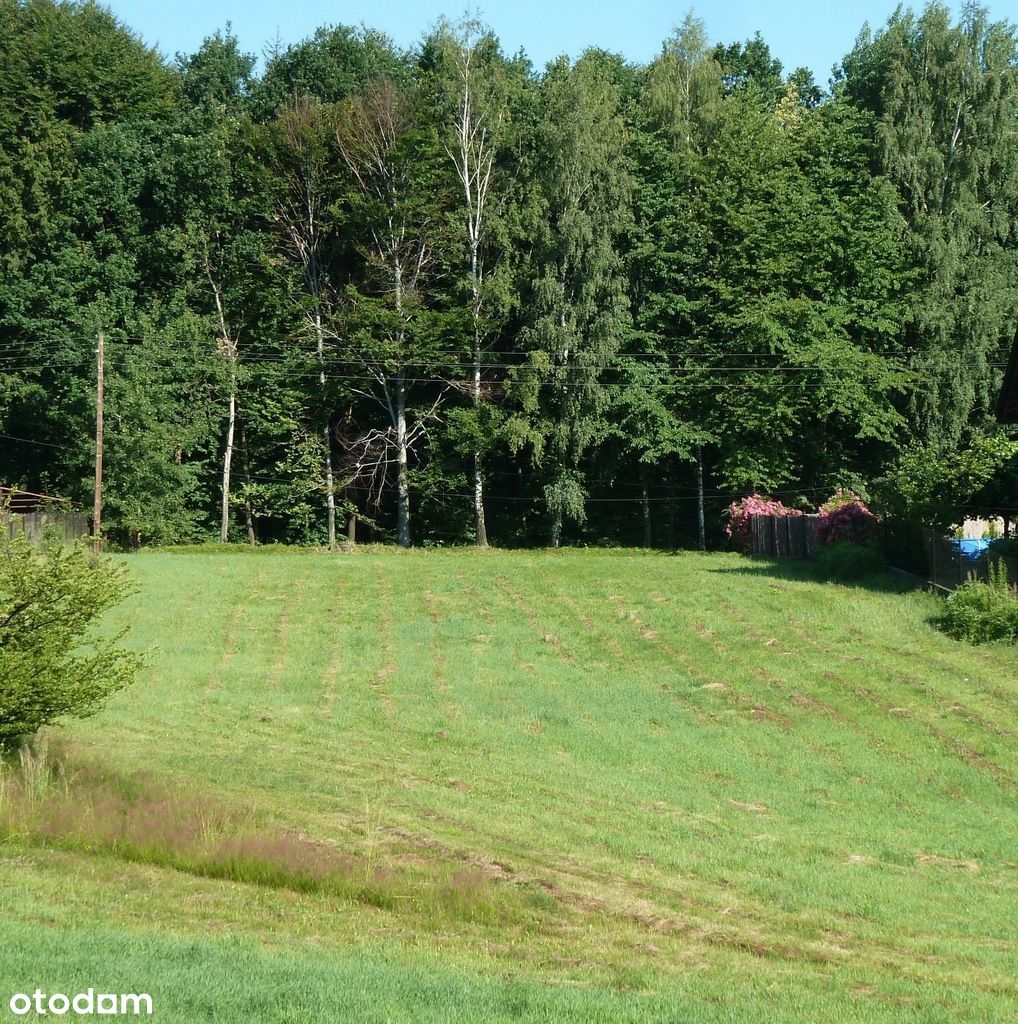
xmin=696 ymin=448 xmax=706 ymax=552
xmin=641 ymin=465 xmax=652 ymax=548
xmin=93 ymin=330 xmax=104 ymax=555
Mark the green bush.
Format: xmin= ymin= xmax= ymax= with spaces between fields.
xmin=936 ymin=561 xmax=1018 ymax=644
xmin=0 ymin=537 xmax=145 ymax=749
xmin=814 ymin=540 xmax=886 ymax=581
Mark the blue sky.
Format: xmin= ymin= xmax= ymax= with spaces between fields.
xmin=105 ymin=1 xmax=1010 ymax=85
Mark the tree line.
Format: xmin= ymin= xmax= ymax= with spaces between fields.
xmin=1 ymin=0 xmax=1015 ymax=547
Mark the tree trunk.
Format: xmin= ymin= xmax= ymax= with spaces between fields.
xmin=471 ymin=256 xmax=488 ymax=547
xmin=392 ymin=247 xmax=411 ymax=548
xmin=474 ymin=451 xmax=488 ymax=547
xmin=220 ymin=385 xmax=236 ymax=543
xmin=243 ymin=496 xmax=255 ymax=547
xmin=550 ymin=514 xmax=561 ymax=549
xmin=314 ymin=309 xmax=336 ymax=549
xmin=696 ymin=449 xmax=706 ymax=551
xmin=453 ymin=49 xmax=494 ymax=551
xmin=641 ymin=466 xmax=652 ymax=548
xmin=666 ymin=462 xmax=676 ymax=550
xmin=396 ymin=372 xmax=410 ymax=547
xmin=238 ymin=422 xmax=256 ymax=546
xmin=208 ymin=269 xmax=237 ymax=547
xmin=471 ymin=337 xmax=485 ymax=544
xmin=347 ymin=513 xmax=357 ymax=546
xmin=323 ymin=423 xmax=336 ymax=549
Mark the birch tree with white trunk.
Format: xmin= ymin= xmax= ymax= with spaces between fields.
xmin=202 ymin=248 xmax=241 ymax=543
xmin=441 ymin=19 xmax=507 ymax=547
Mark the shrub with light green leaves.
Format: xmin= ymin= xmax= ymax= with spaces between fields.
xmin=937 ymin=560 xmax=1018 ymax=645
xmin=0 ymin=537 xmax=144 ymax=749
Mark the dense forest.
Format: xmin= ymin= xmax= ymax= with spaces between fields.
xmin=1 ymin=0 xmax=1015 ymax=547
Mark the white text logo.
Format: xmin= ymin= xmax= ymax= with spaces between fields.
xmin=9 ymin=989 xmax=153 ymax=1016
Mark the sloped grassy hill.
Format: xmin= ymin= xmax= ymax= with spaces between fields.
xmin=1 ymin=549 xmax=1014 ymax=1023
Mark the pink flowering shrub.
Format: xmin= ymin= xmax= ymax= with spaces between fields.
xmin=725 ymin=494 xmax=803 ymax=552
xmin=816 ymin=490 xmax=877 ymax=544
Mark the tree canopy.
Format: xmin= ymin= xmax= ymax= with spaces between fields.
xmin=1 ymin=1 xmax=1015 ymax=547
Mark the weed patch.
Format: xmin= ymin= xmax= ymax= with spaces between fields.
xmin=0 ymin=745 xmax=539 ymax=925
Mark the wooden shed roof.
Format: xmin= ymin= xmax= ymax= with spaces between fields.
xmin=0 ymin=486 xmax=69 ymax=512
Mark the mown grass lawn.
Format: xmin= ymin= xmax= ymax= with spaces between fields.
xmin=1 ymin=548 xmax=1014 ymax=1022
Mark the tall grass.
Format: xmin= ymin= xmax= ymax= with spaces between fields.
xmin=937 ymin=559 xmax=1018 ymax=643
xmin=0 ymin=744 xmax=532 ymax=924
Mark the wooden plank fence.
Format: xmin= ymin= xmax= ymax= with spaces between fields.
xmin=4 ymin=510 xmax=89 ymax=544
xmin=750 ymin=514 xmax=821 ymax=558
xmin=752 ymin=513 xmax=1018 ymax=590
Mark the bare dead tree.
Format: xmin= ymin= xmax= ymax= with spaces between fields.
xmin=336 ymin=78 xmax=436 ymax=548
xmin=335 ymin=395 xmax=445 ymax=518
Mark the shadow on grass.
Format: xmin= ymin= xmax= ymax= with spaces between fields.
xmin=705 ymin=556 xmax=919 ymax=595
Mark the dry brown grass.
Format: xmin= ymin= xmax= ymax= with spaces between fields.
xmin=0 ymin=743 xmax=537 ymax=923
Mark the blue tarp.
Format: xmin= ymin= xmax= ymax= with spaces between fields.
xmin=952 ymin=538 xmax=991 ymax=562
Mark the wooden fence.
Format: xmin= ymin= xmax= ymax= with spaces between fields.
xmin=4 ymin=510 xmax=89 ymax=544
xmin=752 ymin=513 xmax=1018 ymax=590
xmin=750 ymin=514 xmax=821 ymax=558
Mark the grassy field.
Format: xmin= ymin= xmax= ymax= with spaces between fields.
xmin=0 ymin=548 xmax=1015 ymax=1022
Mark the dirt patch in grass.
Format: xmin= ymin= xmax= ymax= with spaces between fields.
xmin=789 ymin=693 xmax=850 ymax=722
xmin=700 ymin=930 xmax=838 ymax=965
xmin=846 ymin=854 xmax=878 ymax=865
xmin=917 ymin=853 xmax=980 ymax=872
xmin=696 ymin=678 xmax=791 ymax=730
xmin=749 ymin=705 xmax=792 ymax=729
xmin=728 ymin=800 xmax=769 ymax=814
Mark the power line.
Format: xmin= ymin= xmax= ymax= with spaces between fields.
xmin=0 ymin=349 xmax=1005 ymax=377
xmin=0 ymin=432 xmax=72 ymax=450
xmin=1 ymin=337 xmax=1007 ymax=365
xmin=5 ymin=426 xmax=1012 ymax=511
xmin=0 ymin=350 xmax=992 ymax=377
xmin=17 ymin=344 xmax=1011 ymax=373
xmin=0 ymin=337 xmax=927 ymax=356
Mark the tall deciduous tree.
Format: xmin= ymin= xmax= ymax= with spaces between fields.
xmin=265 ymin=95 xmax=343 ymax=547
xmin=336 ymin=77 xmax=450 ymax=547
xmin=507 ymin=51 xmax=634 ymax=546
xmin=626 ymin=17 xmax=722 ymax=537
xmin=172 ymin=31 xmax=265 ymax=543
xmin=429 ymin=19 xmax=511 ymax=547
xmin=840 ymin=2 xmax=1018 ymax=448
